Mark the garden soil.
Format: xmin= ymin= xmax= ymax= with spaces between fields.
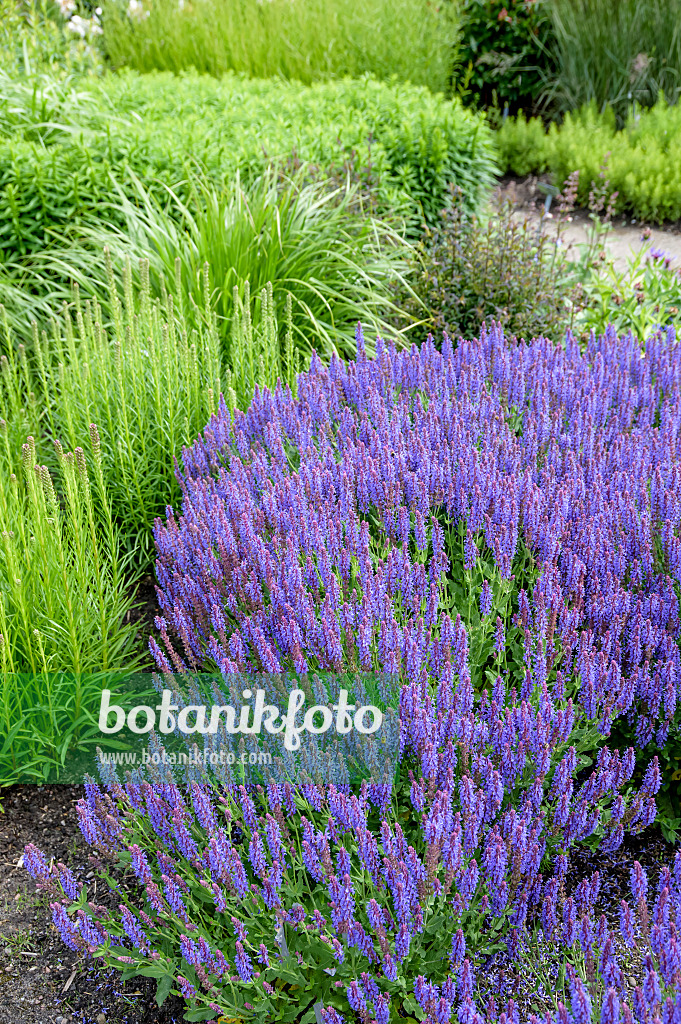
xmin=0 ymin=785 xmax=185 ymax=1024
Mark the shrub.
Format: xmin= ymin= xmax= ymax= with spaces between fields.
xmin=458 ymin=0 xmax=555 ymax=114
xmin=0 ymin=69 xmax=497 ymax=265
xmin=395 ymin=187 xmax=585 ymax=342
xmin=24 ymin=323 xmax=681 ymax=1020
xmin=493 ymin=109 xmax=552 ymax=177
xmin=100 ymin=0 xmax=459 ymax=96
xmin=544 ymin=0 xmax=681 ymax=120
xmin=495 ymin=98 xmax=681 ymax=224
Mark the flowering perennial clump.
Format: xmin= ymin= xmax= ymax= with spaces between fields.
xmin=157 ymin=322 xmax=680 ymax=750
xmin=25 ymin=324 xmax=681 ymax=1022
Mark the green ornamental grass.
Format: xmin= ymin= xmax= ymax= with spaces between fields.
xmin=100 ymin=0 xmax=460 ymax=96
xmin=545 ymin=0 xmax=681 ymax=119
xmin=63 ymin=173 xmax=417 ymax=361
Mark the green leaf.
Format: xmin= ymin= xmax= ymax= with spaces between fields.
xmin=183 ymin=1009 xmax=219 ymax=1022
xmin=155 ymin=972 xmax=173 ymax=1006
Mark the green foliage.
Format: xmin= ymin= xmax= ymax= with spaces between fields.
xmin=0 ymin=411 xmax=138 ymax=675
xmin=495 ymin=98 xmax=681 ymax=225
xmin=61 ymin=173 xmax=415 ymax=361
xmin=545 ymin=0 xmax=681 ymax=120
xmin=225 ymin=284 xmax=299 ymax=412
xmin=396 ymin=188 xmax=584 ymax=343
xmin=21 ymin=252 xmax=223 ymax=562
xmin=0 ymin=257 xmax=307 ymax=785
xmin=0 ymin=69 xmax=497 ymax=268
xmin=580 ymin=245 xmax=681 ymax=339
xmin=100 ymin=0 xmax=460 ymax=96
xmin=458 ymin=0 xmax=555 ymax=113
xmin=493 ymin=109 xmax=552 ymax=176
xmin=0 ymin=0 xmax=102 ymax=76
xmin=0 ymin=413 xmax=141 ymax=782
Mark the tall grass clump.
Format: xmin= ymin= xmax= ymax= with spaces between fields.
xmin=545 ymin=0 xmax=681 ymax=119
xmin=0 ymin=251 xmax=223 ymax=562
xmin=51 ymin=174 xmax=416 ymax=361
xmin=101 ymin=0 xmax=459 ymax=95
xmin=3 ymin=247 xmax=310 ymax=564
xmin=0 ymin=417 xmax=140 ymax=782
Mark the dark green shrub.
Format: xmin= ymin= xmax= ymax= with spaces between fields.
xmin=458 ymin=0 xmax=555 ymax=114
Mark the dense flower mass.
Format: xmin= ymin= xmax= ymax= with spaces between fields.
xmin=25 ymin=324 xmax=681 ymax=1022
xmin=156 ymin=322 xmax=681 ymax=748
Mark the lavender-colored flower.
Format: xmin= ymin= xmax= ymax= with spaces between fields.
xmin=320 ymin=1009 xmax=345 ymax=1024
xmin=234 ymin=941 xmax=253 ymax=982
xmin=464 ymin=529 xmax=478 ymax=571
xmin=177 ymin=975 xmax=197 ymax=998
xmin=129 ymin=844 xmax=153 ymax=884
xmin=162 ymin=874 xmax=189 ymax=922
xmin=643 ymin=957 xmax=661 ymax=1009
xmin=631 ymin=861 xmax=649 ymax=904
xmin=50 ymin=904 xmax=82 ymax=951
xmin=375 ymin=993 xmax=391 ymax=1024
xmin=600 ymin=988 xmax=620 ymax=1024
xmin=568 ymin=968 xmax=592 ymax=1024
xmin=494 ymin=617 xmax=505 ymax=655
xmin=24 ymin=844 xmax=50 ymax=883
xmin=347 ymin=980 xmax=367 ymax=1014
xmin=450 ymin=928 xmax=466 ymax=968
xmin=57 ymin=863 xmax=80 ymax=900
xmin=620 ymin=899 xmax=637 ymax=949
xmin=120 ymin=905 xmax=148 ymax=951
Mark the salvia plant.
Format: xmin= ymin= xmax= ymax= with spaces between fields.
xmin=25 ymin=323 xmax=681 ymax=1022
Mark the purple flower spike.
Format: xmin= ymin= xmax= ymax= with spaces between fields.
xmin=235 ymin=941 xmax=253 ymax=982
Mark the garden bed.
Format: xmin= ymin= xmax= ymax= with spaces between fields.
xmin=2 ymin=784 xmax=675 ymax=1023
xmin=0 ymin=784 xmax=184 ymax=1024
xmin=3 ymin=2 xmax=681 ymax=1022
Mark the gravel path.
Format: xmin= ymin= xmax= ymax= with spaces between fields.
xmin=497 ymin=176 xmax=681 ymax=272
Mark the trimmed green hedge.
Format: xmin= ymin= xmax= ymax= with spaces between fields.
xmin=0 ymin=71 xmax=497 ymax=260
xmin=496 ymin=98 xmax=681 ymax=224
